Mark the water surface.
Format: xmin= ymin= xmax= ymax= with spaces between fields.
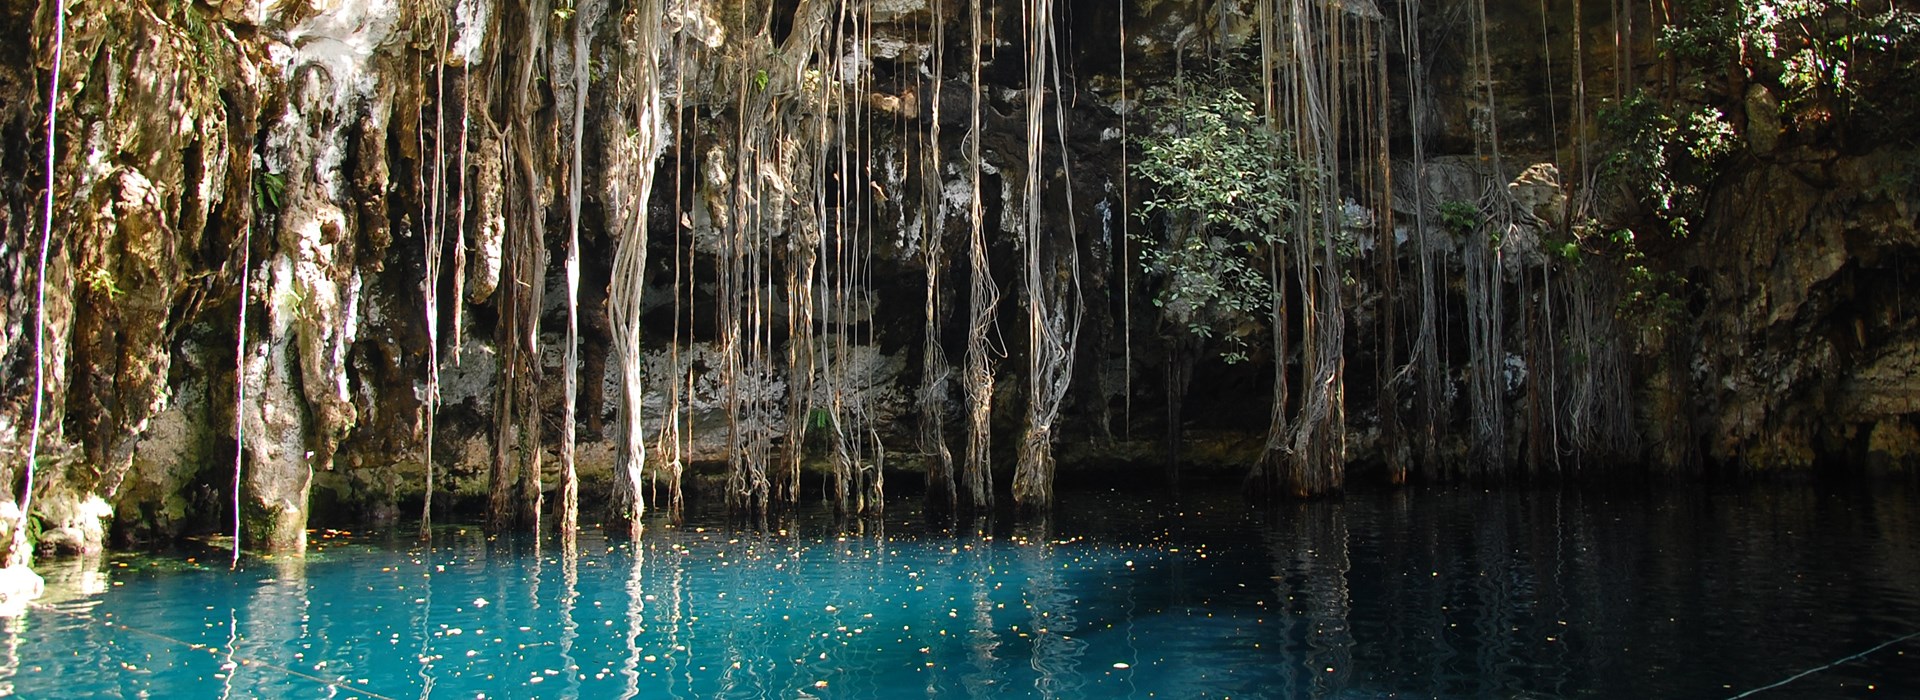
xmin=4 ymin=484 xmax=1917 ymax=698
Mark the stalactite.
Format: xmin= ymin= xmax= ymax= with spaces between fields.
xmin=235 ymin=0 xmax=395 ymax=552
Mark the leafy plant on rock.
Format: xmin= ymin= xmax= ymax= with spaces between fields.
xmin=1660 ymin=0 xmax=1920 ymax=132
xmin=1598 ymin=91 xmax=1737 ymax=239
xmin=1132 ymin=79 xmax=1301 ymax=363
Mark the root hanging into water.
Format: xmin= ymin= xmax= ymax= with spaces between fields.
xmin=475 ymin=0 xmax=554 ymax=534
xmin=1250 ymin=0 xmax=1377 ymax=498
xmin=917 ymin=0 xmax=956 ymax=515
xmin=959 ymin=0 xmax=1000 ymax=515
xmin=557 ymin=0 xmax=607 ymax=542
xmin=1011 ymin=0 xmax=1085 ymax=515
xmin=417 ymin=14 xmax=456 ymax=541
xmin=606 ymin=0 xmax=668 ymax=537
xmin=13 ymin=0 xmax=71 ymax=570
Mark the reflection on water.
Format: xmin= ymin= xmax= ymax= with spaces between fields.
xmin=4 ymin=484 xmax=1919 ymax=698
xmin=1267 ymin=502 xmax=1352 ymax=698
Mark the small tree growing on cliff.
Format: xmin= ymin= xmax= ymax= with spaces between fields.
xmin=1131 ymin=79 xmax=1301 ymax=479
xmin=1134 ymin=80 xmax=1301 ymax=357
xmin=1598 ymin=91 xmax=1737 ymax=240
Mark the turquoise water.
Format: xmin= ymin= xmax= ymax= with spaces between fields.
xmin=4 ymin=485 xmax=1918 ymax=698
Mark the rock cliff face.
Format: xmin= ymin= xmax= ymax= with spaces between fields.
xmin=0 ymin=0 xmax=1913 ymax=558
xmin=1685 ymin=147 xmax=1920 ymax=471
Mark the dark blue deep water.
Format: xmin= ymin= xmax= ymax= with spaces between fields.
xmin=3 ymin=484 xmax=1917 ymax=698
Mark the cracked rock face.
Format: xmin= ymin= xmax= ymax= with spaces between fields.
xmin=1684 ymin=148 xmax=1920 ymax=470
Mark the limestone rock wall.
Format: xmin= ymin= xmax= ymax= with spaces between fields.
xmin=0 ymin=0 xmax=1910 ymax=559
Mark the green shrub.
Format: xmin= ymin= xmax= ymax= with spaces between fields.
xmin=1598 ymin=92 xmax=1736 ymax=238
xmin=1131 ymin=79 xmax=1302 ymax=363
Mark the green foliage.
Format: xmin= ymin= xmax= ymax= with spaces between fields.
xmin=1133 ymin=232 xmax=1276 ymax=363
xmin=1438 ymin=200 xmax=1481 ymax=236
xmin=167 ymin=0 xmax=224 ymax=81
xmin=25 ymin=512 xmax=43 ymax=547
xmin=85 ymin=267 xmax=125 ymax=300
xmin=1133 ymin=81 xmax=1299 ymax=235
xmin=1439 ymin=199 xmax=1509 ymax=247
xmin=1742 ymin=2 xmax=1872 ymax=96
xmin=1660 ymin=0 xmax=1920 ymax=127
xmin=1131 ymin=79 xmax=1301 ymax=363
xmin=1619 ymin=264 xmax=1688 ymax=330
xmin=253 ymin=170 xmax=285 ymax=215
xmin=1656 ymin=0 xmax=1741 ymax=66
xmin=1599 ymin=92 xmax=1736 ymax=238
xmin=1564 ymin=222 xmax=1687 ymax=333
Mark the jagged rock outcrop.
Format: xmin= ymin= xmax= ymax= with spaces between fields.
xmin=1684 ymin=147 xmax=1920 ymax=471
